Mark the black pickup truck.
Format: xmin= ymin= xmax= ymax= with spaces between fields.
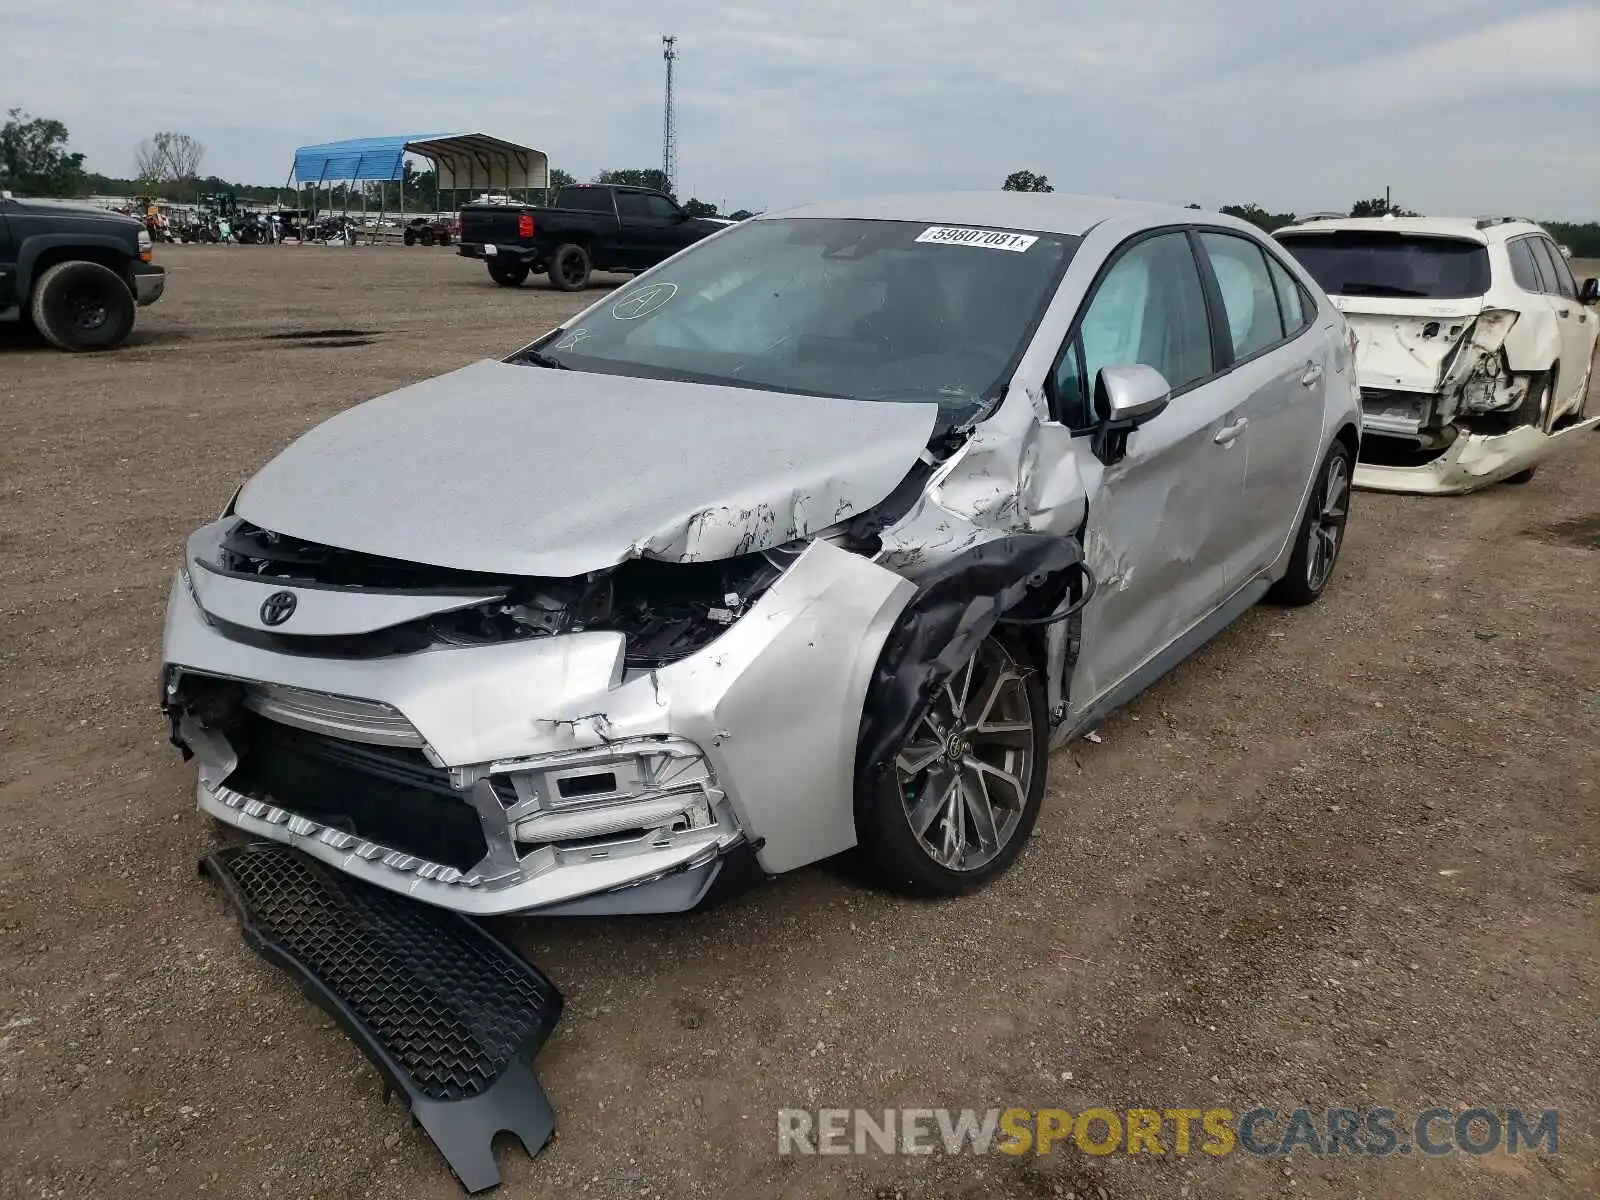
xmin=457 ymin=184 xmax=727 ymax=291
xmin=0 ymin=192 xmax=167 ymax=351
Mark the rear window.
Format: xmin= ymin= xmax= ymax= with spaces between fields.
xmin=556 ymin=187 xmax=614 ymax=213
xmin=1276 ymin=231 xmax=1490 ymax=300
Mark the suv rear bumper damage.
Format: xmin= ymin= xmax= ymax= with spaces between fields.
xmin=162 ymin=538 xmax=916 ymax=916
xmin=1355 ymin=414 xmax=1600 ymax=493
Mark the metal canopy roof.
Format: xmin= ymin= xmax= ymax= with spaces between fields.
xmin=291 ymin=133 xmax=548 ymax=191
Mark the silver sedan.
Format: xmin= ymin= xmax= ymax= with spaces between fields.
xmin=160 ymin=192 xmax=1361 ymax=915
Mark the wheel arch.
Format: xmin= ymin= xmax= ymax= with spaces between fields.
xmin=855 ymin=534 xmax=1085 ymax=784
xmin=19 ymin=235 xmax=136 ymax=297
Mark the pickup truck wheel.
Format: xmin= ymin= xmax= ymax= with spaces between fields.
xmin=403 ymin=228 xmax=416 ymax=246
xmin=548 ymin=243 xmax=592 ymax=291
xmin=30 ymin=260 xmax=136 ymax=352
xmin=488 ymin=261 xmax=530 ymax=288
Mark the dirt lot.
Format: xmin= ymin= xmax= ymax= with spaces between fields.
xmin=2 ymin=245 xmax=1597 ymax=1200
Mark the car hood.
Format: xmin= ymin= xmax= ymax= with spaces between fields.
xmin=233 ymin=359 xmax=939 ymax=577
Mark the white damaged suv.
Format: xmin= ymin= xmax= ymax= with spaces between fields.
xmin=1276 ymin=215 xmax=1599 ymax=491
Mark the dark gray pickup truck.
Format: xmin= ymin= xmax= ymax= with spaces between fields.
xmin=0 ymin=192 xmax=167 ymax=351
xmin=457 ymin=184 xmax=727 ymax=291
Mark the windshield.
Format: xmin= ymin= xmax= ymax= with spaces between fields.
xmin=1276 ymin=231 xmax=1490 ymax=300
xmin=523 ymin=218 xmax=1079 ymax=417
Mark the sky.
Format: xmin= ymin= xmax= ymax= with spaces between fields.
xmin=4 ymin=0 xmax=1597 ymax=219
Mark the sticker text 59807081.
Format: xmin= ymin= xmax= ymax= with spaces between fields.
xmin=915 ymin=226 xmax=1039 ymax=253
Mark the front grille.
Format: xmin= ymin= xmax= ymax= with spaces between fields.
xmin=229 ymin=714 xmax=489 ymax=872
xmin=205 ymin=843 xmax=562 ymax=1102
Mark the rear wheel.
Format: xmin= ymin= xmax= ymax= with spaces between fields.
xmin=548 ymin=242 xmax=592 ymax=291
xmin=1268 ymin=438 xmax=1352 ymax=606
xmin=855 ymin=630 xmax=1048 ymax=896
xmin=403 ymin=227 xmax=416 ymax=246
xmin=29 ymin=260 xmax=137 ymax=352
xmin=487 ymin=260 xmax=530 ymax=288
xmin=1505 ymin=369 xmax=1554 ymax=485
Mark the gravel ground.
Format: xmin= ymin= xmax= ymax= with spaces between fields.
xmin=1 ymin=244 xmax=1597 ymax=1200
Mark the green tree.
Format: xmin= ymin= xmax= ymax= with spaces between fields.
xmin=1002 ymin=170 xmax=1053 ymax=193
xmin=1350 ymin=196 xmax=1419 ymax=218
xmin=0 ymin=109 xmax=86 ymax=196
xmin=594 ymin=167 xmax=672 ymax=197
xmin=681 ymin=197 xmax=719 ymax=218
xmin=1219 ymin=202 xmax=1298 ymax=232
xmin=545 ymin=167 xmax=575 ymax=204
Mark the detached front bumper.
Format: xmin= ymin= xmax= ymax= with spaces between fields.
xmin=1354 ymin=414 xmax=1600 ymax=494
xmin=132 ymin=263 xmax=166 ymax=306
xmin=162 ymin=538 xmax=914 ymax=916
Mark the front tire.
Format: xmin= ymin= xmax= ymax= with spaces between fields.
xmin=488 ymin=260 xmax=530 ymax=287
xmin=1268 ymin=438 xmax=1352 ymax=606
xmin=29 ymin=260 xmax=137 ymax=352
xmin=855 ymin=630 xmax=1048 ymax=897
xmin=548 ymin=242 xmax=592 ymax=291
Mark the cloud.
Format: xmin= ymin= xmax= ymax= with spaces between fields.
xmin=6 ymin=0 xmax=1597 ymax=217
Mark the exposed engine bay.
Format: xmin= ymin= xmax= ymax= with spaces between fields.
xmin=215 ymin=519 xmax=800 ymax=667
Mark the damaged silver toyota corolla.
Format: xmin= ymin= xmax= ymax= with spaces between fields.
xmin=161 ymin=193 xmax=1362 ymax=915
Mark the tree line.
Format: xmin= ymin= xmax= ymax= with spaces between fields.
xmin=1000 ymin=169 xmax=1600 ymax=257
xmin=0 ymin=108 xmax=760 ymax=219
xmin=2 ymin=112 xmax=1593 ymax=252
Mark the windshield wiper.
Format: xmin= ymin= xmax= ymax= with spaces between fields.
xmin=512 ymin=347 xmax=570 ymax=370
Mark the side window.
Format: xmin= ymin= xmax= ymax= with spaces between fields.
xmin=1508 ymin=238 xmax=1544 ymax=292
xmin=1199 ymin=232 xmax=1286 ymax=358
xmin=614 ymin=192 xmax=649 ymax=219
xmin=1263 ymin=252 xmax=1312 ymax=333
xmin=1535 ymin=239 xmax=1577 ymax=300
xmin=646 ymin=195 xmax=680 ymax=221
xmin=1051 ymin=230 xmax=1214 ymax=428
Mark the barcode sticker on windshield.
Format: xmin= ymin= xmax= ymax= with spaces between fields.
xmin=915 ymin=226 xmax=1038 ymax=252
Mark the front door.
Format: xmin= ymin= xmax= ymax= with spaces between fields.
xmin=1195 ymin=230 xmax=1326 ymax=578
xmin=0 ymin=212 xmax=15 ymax=312
xmin=1050 ymin=229 xmax=1250 ymax=714
xmin=1530 ymin=237 xmax=1593 ymax=415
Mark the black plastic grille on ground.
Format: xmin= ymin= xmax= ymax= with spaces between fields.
xmin=204 ymin=842 xmax=563 ymax=1192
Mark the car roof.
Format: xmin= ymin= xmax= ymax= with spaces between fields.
xmin=1275 ymin=215 xmax=1546 ymax=244
xmin=758 ymin=191 xmax=1222 ymax=238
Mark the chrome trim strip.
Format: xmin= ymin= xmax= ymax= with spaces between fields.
xmin=243 ymin=682 xmax=426 ymax=748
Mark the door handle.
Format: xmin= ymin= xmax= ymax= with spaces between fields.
xmin=1557 ymin=308 xmax=1571 ymax=318
xmin=1213 ymin=417 xmax=1248 ymax=445
xmin=1300 ymin=361 xmax=1324 ymax=388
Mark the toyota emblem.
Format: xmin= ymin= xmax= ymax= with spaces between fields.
xmin=259 ymin=590 xmax=298 ymax=627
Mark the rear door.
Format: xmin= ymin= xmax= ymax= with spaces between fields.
xmin=1195 ymin=230 xmax=1325 ymax=579
xmin=1529 ymin=237 xmax=1593 ymax=413
xmin=614 ymin=192 xmax=691 ymax=269
xmin=1056 ymin=228 xmax=1249 ymax=711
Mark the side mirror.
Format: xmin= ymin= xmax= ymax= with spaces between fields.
xmin=1091 ymin=365 xmax=1171 ymax=465
xmin=1580 ymin=278 xmax=1599 ymax=305
xmin=1095 ymin=364 xmax=1171 ymax=425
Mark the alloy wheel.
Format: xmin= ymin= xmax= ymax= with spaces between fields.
xmin=893 ymin=638 xmax=1036 ymax=872
xmin=1307 ymin=453 xmax=1349 ymax=592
